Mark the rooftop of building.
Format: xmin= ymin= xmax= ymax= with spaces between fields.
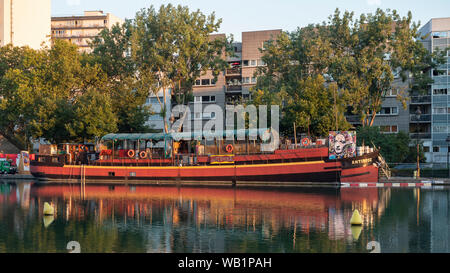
xmin=51 ymin=10 xmax=110 ymax=20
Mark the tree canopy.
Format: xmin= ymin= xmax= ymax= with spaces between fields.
xmin=254 ymin=8 xmax=445 ymax=137
xmin=0 ymin=40 xmax=117 ymax=148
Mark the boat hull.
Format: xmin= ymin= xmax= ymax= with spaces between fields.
xmin=30 ymin=154 xmax=380 ymax=184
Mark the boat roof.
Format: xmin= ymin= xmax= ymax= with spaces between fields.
xmin=101 ymin=129 xmax=272 ymax=141
xmin=101 ymin=133 xmax=167 ymax=141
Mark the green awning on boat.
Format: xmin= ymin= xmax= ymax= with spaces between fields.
xmin=101 ymin=133 xmax=167 ymax=141
xmin=101 ymin=128 xmax=273 ymax=142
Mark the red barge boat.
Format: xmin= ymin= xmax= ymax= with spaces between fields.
xmin=30 ymin=130 xmax=382 ymax=185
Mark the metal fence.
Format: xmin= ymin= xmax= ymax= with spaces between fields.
xmin=389 ymin=162 xmax=450 ymax=178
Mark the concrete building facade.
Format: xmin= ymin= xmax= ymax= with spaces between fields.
xmin=188 ymin=30 xmax=282 ymax=128
xmin=0 ymin=0 xmax=51 ymax=49
xmin=145 ymin=89 xmax=172 ymax=133
xmin=419 ymin=18 xmax=450 ymax=164
xmin=51 ymin=10 xmax=123 ymax=52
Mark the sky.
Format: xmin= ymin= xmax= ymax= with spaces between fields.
xmin=54 ymin=0 xmax=450 ymax=41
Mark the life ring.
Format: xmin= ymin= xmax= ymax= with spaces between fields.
xmin=226 ymin=144 xmax=234 ymax=154
xmin=301 ymin=138 xmax=311 ymax=147
xmin=78 ymin=144 xmax=86 ymax=152
xmin=139 ymin=151 xmax=147 ymax=159
xmin=127 ymin=150 xmax=135 ymax=158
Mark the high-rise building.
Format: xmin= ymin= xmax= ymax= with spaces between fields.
xmin=188 ymin=29 xmax=282 ymax=127
xmin=419 ymin=18 xmax=450 ymax=164
xmin=0 ymin=0 xmax=51 ymax=49
xmin=51 ymin=11 xmax=124 ymax=52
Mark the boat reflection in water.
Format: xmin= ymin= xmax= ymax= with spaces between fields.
xmin=0 ymin=182 xmax=448 ymax=253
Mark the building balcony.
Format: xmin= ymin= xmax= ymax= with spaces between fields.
xmin=345 ymin=115 xmax=361 ymax=123
xmin=410 ymin=96 xmax=431 ymax=104
xmin=226 ymin=67 xmax=242 ymax=76
xmin=410 ymin=114 xmax=431 ymax=122
xmin=52 ymin=25 xmax=106 ymax=30
xmin=226 ymin=85 xmax=242 ymax=93
xmin=410 ymin=133 xmax=432 ymax=139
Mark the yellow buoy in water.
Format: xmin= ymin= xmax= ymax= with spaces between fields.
xmin=43 ymin=215 xmax=55 ymax=228
xmin=43 ymin=202 xmax=54 ymax=215
xmin=351 ymin=226 xmax=362 ymax=240
xmin=350 ymin=209 xmax=362 ymax=225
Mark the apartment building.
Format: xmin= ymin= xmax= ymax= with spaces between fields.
xmin=190 ymin=30 xmax=282 ymax=127
xmin=419 ymin=18 xmax=450 ymax=164
xmin=51 ymin=10 xmax=123 ymax=52
xmin=0 ymin=0 xmax=51 ymax=49
xmin=145 ymin=89 xmax=172 ymax=133
xmin=371 ymin=79 xmax=412 ymax=136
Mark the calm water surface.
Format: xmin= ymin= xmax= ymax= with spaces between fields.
xmin=0 ymin=181 xmax=449 ymax=253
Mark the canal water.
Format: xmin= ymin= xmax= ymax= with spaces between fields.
xmin=0 ymin=182 xmax=449 ymax=253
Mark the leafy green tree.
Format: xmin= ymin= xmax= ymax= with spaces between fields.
xmin=67 ymin=88 xmax=118 ymax=142
xmin=253 ymin=26 xmax=349 ymax=136
xmin=90 ymin=21 xmax=153 ymax=133
xmin=255 ymin=8 xmax=444 ymax=137
xmin=131 ymin=4 xmax=232 ymax=133
xmin=0 ymin=40 xmax=117 ymax=146
xmin=325 ymin=9 xmax=445 ymax=126
xmin=356 ymin=126 xmax=425 ymax=163
xmin=0 ymin=45 xmax=38 ymax=149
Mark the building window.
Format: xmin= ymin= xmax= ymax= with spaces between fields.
xmin=432 ymin=32 xmax=448 ymax=39
xmin=210 ymin=96 xmax=216 ymax=102
xmin=211 ymin=78 xmax=216 ymax=85
xmin=201 ymin=79 xmax=210 ymax=85
xmin=433 ymin=126 xmax=447 ymax=133
xmin=387 ymin=88 xmax=399 ymax=97
xmin=379 ymin=125 xmax=398 ymax=134
xmin=257 ymin=59 xmax=265 ymax=66
xmin=195 ymin=80 xmax=201 ymax=86
xmin=433 ymin=107 xmax=447 ymax=114
xmin=433 ymin=147 xmax=440 ymax=153
xmin=250 ymin=60 xmax=257 ymax=66
xmin=194 ymin=96 xmax=202 ymax=102
xmin=423 ymin=146 xmax=430 ymax=153
xmin=203 ymin=112 xmax=216 ymax=119
xmin=251 ymin=77 xmax=257 ymax=83
xmin=243 ymin=60 xmax=249 ymax=67
xmin=377 ymin=107 xmax=398 ymax=116
xmin=433 ymin=69 xmax=447 ymax=76
xmin=433 ymin=88 xmax=448 ymax=95
xmin=242 ymin=77 xmax=250 ymax=84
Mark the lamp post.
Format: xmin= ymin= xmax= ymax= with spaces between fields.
xmin=446 ymin=135 xmax=450 ymax=178
xmin=415 ymin=107 xmax=422 ymax=179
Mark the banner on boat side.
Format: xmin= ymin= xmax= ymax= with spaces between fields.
xmin=210 ymin=155 xmax=235 ymax=165
xmin=328 ymin=131 xmax=356 ymax=160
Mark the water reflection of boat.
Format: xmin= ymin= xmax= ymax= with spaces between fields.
xmin=29 ymin=185 xmax=381 ymax=231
